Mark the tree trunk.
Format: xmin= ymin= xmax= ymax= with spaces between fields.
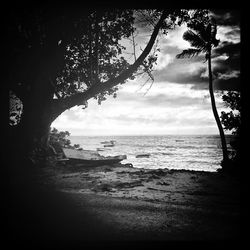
xmin=10 ymin=99 xmax=54 ymax=170
xmin=208 ymin=51 xmax=229 ymax=166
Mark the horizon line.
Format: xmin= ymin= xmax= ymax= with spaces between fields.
xmin=68 ymin=133 xmax=233 ymax=137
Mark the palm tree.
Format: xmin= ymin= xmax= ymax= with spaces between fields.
xmin=176 ymin=19 xmax=229 ymax=168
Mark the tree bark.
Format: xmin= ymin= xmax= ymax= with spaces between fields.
xmin=208 ymin=51 xmax=229 ymax=165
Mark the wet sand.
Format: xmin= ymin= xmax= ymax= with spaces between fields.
xmin=8 ymin=161 xmax=240 ymax=245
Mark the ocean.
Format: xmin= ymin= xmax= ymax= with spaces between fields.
xmin=69 ymin=135 xmax=234 ymax=172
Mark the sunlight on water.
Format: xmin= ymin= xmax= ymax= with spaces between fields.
xmin=69 ymin=135 xmax=234 ymax=172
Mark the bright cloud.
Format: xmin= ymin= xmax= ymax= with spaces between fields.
xmin=161 ymin=24 xmax=190 ymax=50
xmin=52 ymin=80 xmax=229 ymax=136
xmin=154 ymin=53 xmax=174 ymax=70
xmin=217 ymin=25 xmax=240 ymax=44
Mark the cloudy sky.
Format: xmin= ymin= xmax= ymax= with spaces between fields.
xmin=52 ymin=10 xmax=240 ymax=136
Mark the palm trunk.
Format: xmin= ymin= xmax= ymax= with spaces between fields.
xmin=208 ymin=51 xmax=229 ymax=166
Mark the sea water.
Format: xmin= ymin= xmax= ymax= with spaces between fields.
xmin=69 ymin=135 xmax=234 ymax=172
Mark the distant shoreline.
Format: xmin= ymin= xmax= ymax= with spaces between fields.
xmin=69 ymin=134 xmax=234 ymax=137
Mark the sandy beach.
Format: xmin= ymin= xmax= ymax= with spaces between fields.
xmin=8 ymin=160 xmax=240 ymax=245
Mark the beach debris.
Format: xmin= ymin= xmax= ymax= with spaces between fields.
xmin=62 ymin=148 xmax=126 ymax=166
xmin=123 ymin=163 xmax=133 ymax=168
xmin=157 ymin=181 xmax=170 ymax=186
xmin=136 ymin=154 xmax=150 ymax=158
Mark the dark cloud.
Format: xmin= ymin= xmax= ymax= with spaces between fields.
xmin=153 ymin=40 xmax=240 ymax=91
xmin=213 ymin=42 xmax=240 ymax=59
xmin=213 ymin=42 xmax=240 ymax=70
xmin=214 ymin=77 xmax=240 ymax=91
xmin=212 ymin=41 xmax=240 ymax=91
xmin=149 ymin=11 xmax=241 ymax=92
xmin=211 ymin=10 xmax=240 ymax=26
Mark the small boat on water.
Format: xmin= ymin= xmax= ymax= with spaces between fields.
xmin=101 ymin=140 xmax=116 ymax=147
xmin=136 ymin=153 xmax=150 ymax=158
xmin=96 ymin=148 xmax=105 ymax=151
xmin=62 ymin=148 xmax=126 ymax=166
xmin=104 ymin=144 xmax=115 ymax=147
xmin=100 ymin=141 xmax=111 ymax=144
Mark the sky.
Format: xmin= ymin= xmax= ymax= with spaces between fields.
xmin=52 ymin=10 xmax=240 ymax=136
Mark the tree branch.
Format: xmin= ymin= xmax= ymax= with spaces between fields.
xmin=53 ymin=10 xmax=168 ymax=117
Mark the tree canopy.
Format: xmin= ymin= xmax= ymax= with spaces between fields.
xmin=9 ymin=8 xmax=192 ymax=122
xmin=9 ymin=9 xmax=136 ymax=105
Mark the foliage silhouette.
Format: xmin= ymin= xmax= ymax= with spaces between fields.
xmin=221 ymin=91 xmax=241 ymax=135
xmin=221 ymin=91 xmax=241 ymax=166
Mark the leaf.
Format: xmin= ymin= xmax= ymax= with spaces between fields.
xmin=176 ymin=48 xmax=202 ymax=59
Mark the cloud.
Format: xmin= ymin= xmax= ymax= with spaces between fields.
xmin=154 ymin=53 xmax=174 ymax=70
xmin=51 ymin=79 xmax=230 ymax=136
xmin=211 ymin=10 xmax=240 ymax=26
xmin=153 ymin=41 xmax=240 ymax=91
xmin=153 ymin=58 xmax=207 ymax=86
xmin=214 ymin=77 xmax=240 ymax=91
xmin=161 ymin=24 xmax=190 ymax=50
xmin=141 ymin=93 xmax=209 ymax=109
xmin=217 ymin=25 xmax=240 ymax=44
xmin=213 ymin=42 xmax=240 ymax=71
xmin=212 ymin=41 xmax=240 ymax=91
xmin=217 ymin=70 xmax=240 ymax=80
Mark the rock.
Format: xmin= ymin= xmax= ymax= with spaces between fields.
xmin=123 ymin=163 xmax=133 ymax=168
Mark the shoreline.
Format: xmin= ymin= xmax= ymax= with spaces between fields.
xmin=9 ymin=162 xmax=240 ymax=241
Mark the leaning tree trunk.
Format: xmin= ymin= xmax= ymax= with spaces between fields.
xmin=208 ymin=51 xmax=229 ymax=167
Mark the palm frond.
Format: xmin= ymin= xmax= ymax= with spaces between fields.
xmin=183 ymin=30 xmax=206 ymax=50
xmin=176 ymin=48 xmax=202 ymax=59
xmin=189 ymin=21 xmax=210 ymax=42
